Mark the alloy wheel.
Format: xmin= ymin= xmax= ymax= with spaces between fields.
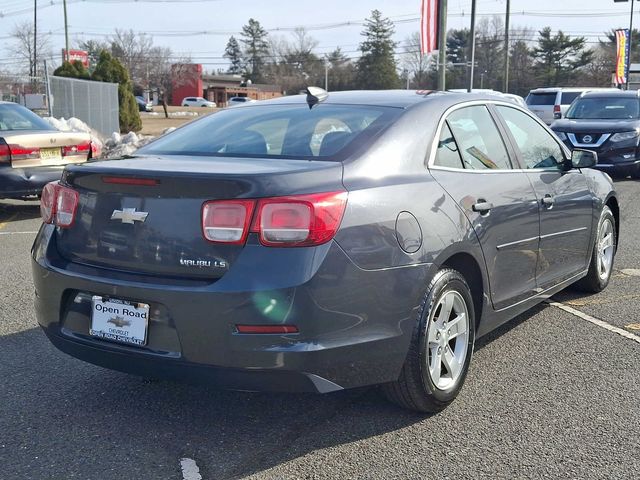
xmin=597 ymin=217 xmax=615 ymax=281
xmin=426 ymin=290 xmax=470 ymax=391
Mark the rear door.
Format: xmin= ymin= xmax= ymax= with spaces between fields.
xmin=494 ymin=105 xmax=593 ymax=290
xmin=429 ymin=104 xmax=540 ymax=310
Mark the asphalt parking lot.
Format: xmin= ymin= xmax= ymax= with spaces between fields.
xmin=1 ymin=180 xmax=639 ymax=480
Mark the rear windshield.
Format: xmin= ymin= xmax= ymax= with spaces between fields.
xmin=526 ymin=93 xmax=556 ymax=106
xmin=0 ymin=103 xmax=53 ymax=131
xmin=139 ymin=104 xmax=399 ymax=160
xmin=560 ymin=91 xmax=582 ymax=105
xmin=566 ymin=97 xmax=640 ymax=119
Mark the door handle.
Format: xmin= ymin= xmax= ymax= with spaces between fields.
xmin=472 ymin=200 xmax=494 ymax=214
xmin=542 ymin=195 xmax=554 ymax=207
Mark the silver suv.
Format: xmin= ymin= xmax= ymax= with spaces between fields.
xmin=526 ymin=87 xmax=618 ymax=125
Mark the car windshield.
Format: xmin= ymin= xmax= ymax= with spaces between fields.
xmin=0 ymin=104 xmax=53 ymax=131
xmin=139 ymin=103 xmax=399 ymax=160
xmin=566 ymin=97 xmax=640 ymax=119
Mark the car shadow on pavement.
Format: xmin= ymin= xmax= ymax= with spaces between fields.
xmin=0 ymin=327 xmax=427 ymax=480
xmin=0 ymin=200 xmax=41 ymax=223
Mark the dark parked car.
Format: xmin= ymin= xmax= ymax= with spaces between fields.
xmin=0 ymin=101 xmax=94 ymax=199
xmin=32 ymin=90 xmax=618 ymax=412
xmin=135 ymin=96 xmax=153 ymax=112
xmin=551 ymin=90 xmax=640 ymax=178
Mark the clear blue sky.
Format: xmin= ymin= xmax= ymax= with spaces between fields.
xmin=0 ymin=0 xmax=634 ymax=72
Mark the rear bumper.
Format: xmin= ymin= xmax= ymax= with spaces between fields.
xmin=32 ymin=225 xmax=434 ymax=393
xmin=0 ymin=164 xmax=65 ymax=198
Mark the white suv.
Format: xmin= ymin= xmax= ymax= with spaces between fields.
xmin=525 ymin=87 xmax=618 ymax=125
xmin=181 ymin=97 xmax=216 ymax=108
xmin=227 ymin=96 xmax=256 ymax=107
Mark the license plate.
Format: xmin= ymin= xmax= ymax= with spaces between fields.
xmin=39 ymin=147 xmax=62 ymax=162
xmin=90 ymin=296 xmax=149 ymax=346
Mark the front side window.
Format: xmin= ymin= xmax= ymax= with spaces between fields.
xmin=496 ymin=106 xmax=565 ymax=169
xmin=446 ymin=106 xmax=512 ymax=170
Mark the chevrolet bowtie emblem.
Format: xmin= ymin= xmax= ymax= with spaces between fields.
xmin=111 ymin=208 xmax=149 ymax=224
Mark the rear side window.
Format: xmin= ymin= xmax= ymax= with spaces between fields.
xmin=445 ymin=106 xmax=512 ymax=170
xmin=434 ymin=123 xmax=463 ymax=169
xmin=139 ymin=104 xmax=399 ymax=160
xmin=526 ymin=93 xmax=556 ymax=106
xmin=560 ymin=92 xmax=582 ymax=105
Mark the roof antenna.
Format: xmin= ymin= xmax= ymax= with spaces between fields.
xmin=305 ymin=86 xmax=328 ymax=109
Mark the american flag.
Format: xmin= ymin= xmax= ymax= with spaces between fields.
xmin=420 ymin=0 xmax=439 ymax=55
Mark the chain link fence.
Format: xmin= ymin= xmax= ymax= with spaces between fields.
xmin=48 ymin=76 xmax=119 ymax=138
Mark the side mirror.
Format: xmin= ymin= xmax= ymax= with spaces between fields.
xmin=571 ymin=148 xmax=597 ymax=169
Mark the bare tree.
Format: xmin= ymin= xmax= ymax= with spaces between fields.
xmin=401 ymin=32 xmax=432 ymax=88
xmin=109 ymin=29 xmax=159 ymax=86
xmin=9 ymin=21 xmax=52 ymax=79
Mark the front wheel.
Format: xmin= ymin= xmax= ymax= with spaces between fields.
xmin=383 ymin=268 xmax=475 ymax=413
xmin=574 ymin=205 xmax=616 ymax=292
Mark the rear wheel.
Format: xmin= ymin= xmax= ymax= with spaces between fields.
xmin=574 ymin=205 xmax=616 ymax=292
xmin=383 ymin=268 xmax=475 ymax=413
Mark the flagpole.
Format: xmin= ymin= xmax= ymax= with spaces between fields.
xmin=468 ymin=0 xmax=477 ymax=92
xmin=503 ymin=0 xmax=510 ymax=92
xmin=437 ymin=0 xmax=448 ymax=91
xmin=628 ymin=0 xmax=635 ymax=90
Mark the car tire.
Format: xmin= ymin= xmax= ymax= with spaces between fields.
xmin=574 ymin=205 xmax=616 ymax=292
xmin=382 ymin=268 xmax=475 ymax=413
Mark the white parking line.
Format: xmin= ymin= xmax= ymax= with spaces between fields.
xmin=548 ymin=301 xmax=640 ymax=345
xmin=180 ymin=457 xmax=203 ymax=480
xmin=0 ymin=231 xmax=38 ymax=236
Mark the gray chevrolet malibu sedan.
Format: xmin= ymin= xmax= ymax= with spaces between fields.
xmin=31 ymin=90 xmax=618 ymax=412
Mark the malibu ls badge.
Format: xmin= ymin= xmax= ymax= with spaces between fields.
xmin=111 ymin=208 xmax=149 ymax=224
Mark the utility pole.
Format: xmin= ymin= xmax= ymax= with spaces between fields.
xmin=63 ymin=0 xmax=69 ymax=62
xmin=503 ymin=0 xmax=510 ymax=92
xmin=437 ymin=0 xmax=448 ymax=91
xmin=33 ymin=0 xmax=37 ymax=81
xmin=468 ymin=0 xmax=477 ymax=92
xmin=324 ymin=57 xmax=329 ymax=91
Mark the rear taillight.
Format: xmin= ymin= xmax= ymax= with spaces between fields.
xmin=202 ymin=199 xmax=255 ymax=244
xmin=55 ymin=186 xmax=79 ymax=227
xmin=90 ymin=140 xmax=101 ymax=158
xmin=0 ymin=143 xmax=10 ymax=163
xmin=40 ymin=182 xmax=58 ymax=224
xmin=553 ymin=104 xmax=561 ymax=118
xmin=252 ymin=192 xmax=348 ymax=246
xmin=9 ymin=144 xmax=39 ymax=160
xmin=62 ymin=141 xmax=91 ymax=157
xmin=40 ymin=181 xmax=79 ymax=228
xmin=201 ymin=191 xmax=347 ymax=247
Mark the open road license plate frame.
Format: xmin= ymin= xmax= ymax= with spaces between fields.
xmin=90 ymin=296 xmax=149 ymax=346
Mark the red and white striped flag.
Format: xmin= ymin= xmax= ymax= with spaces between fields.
xmin=420 ymin=0 xmax=439 ymax=55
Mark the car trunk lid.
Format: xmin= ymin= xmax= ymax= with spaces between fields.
xmin=55 ymin=155 xmax=344 ymax=280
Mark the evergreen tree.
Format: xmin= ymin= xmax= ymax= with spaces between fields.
xmin=224 ymin=36 xmax=244 ymax=74
xmin=53 ymin=60 xmax=90 ymax=80
xmin=240 ymin=19 xmax=269 ymax=83
xmin=92 ymin=50 xmax=141 ymax=133
xmin=326 ymin=47 xmax=357 ymax=91
xmin=532 ymin=27 xmax=593 ymax=86
xmin=356 ymin=10 xmax=400 ymax=89
xmin=445 ymin=29 xmax=471 ymax=89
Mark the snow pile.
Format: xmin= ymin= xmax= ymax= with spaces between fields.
xmin=171 ymin=111 xmax=199 ymax=117
xmin=102 ymin=132 xmax=155 ymax=159
xmin=44 ymin=116 xmax=104 ymax=155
